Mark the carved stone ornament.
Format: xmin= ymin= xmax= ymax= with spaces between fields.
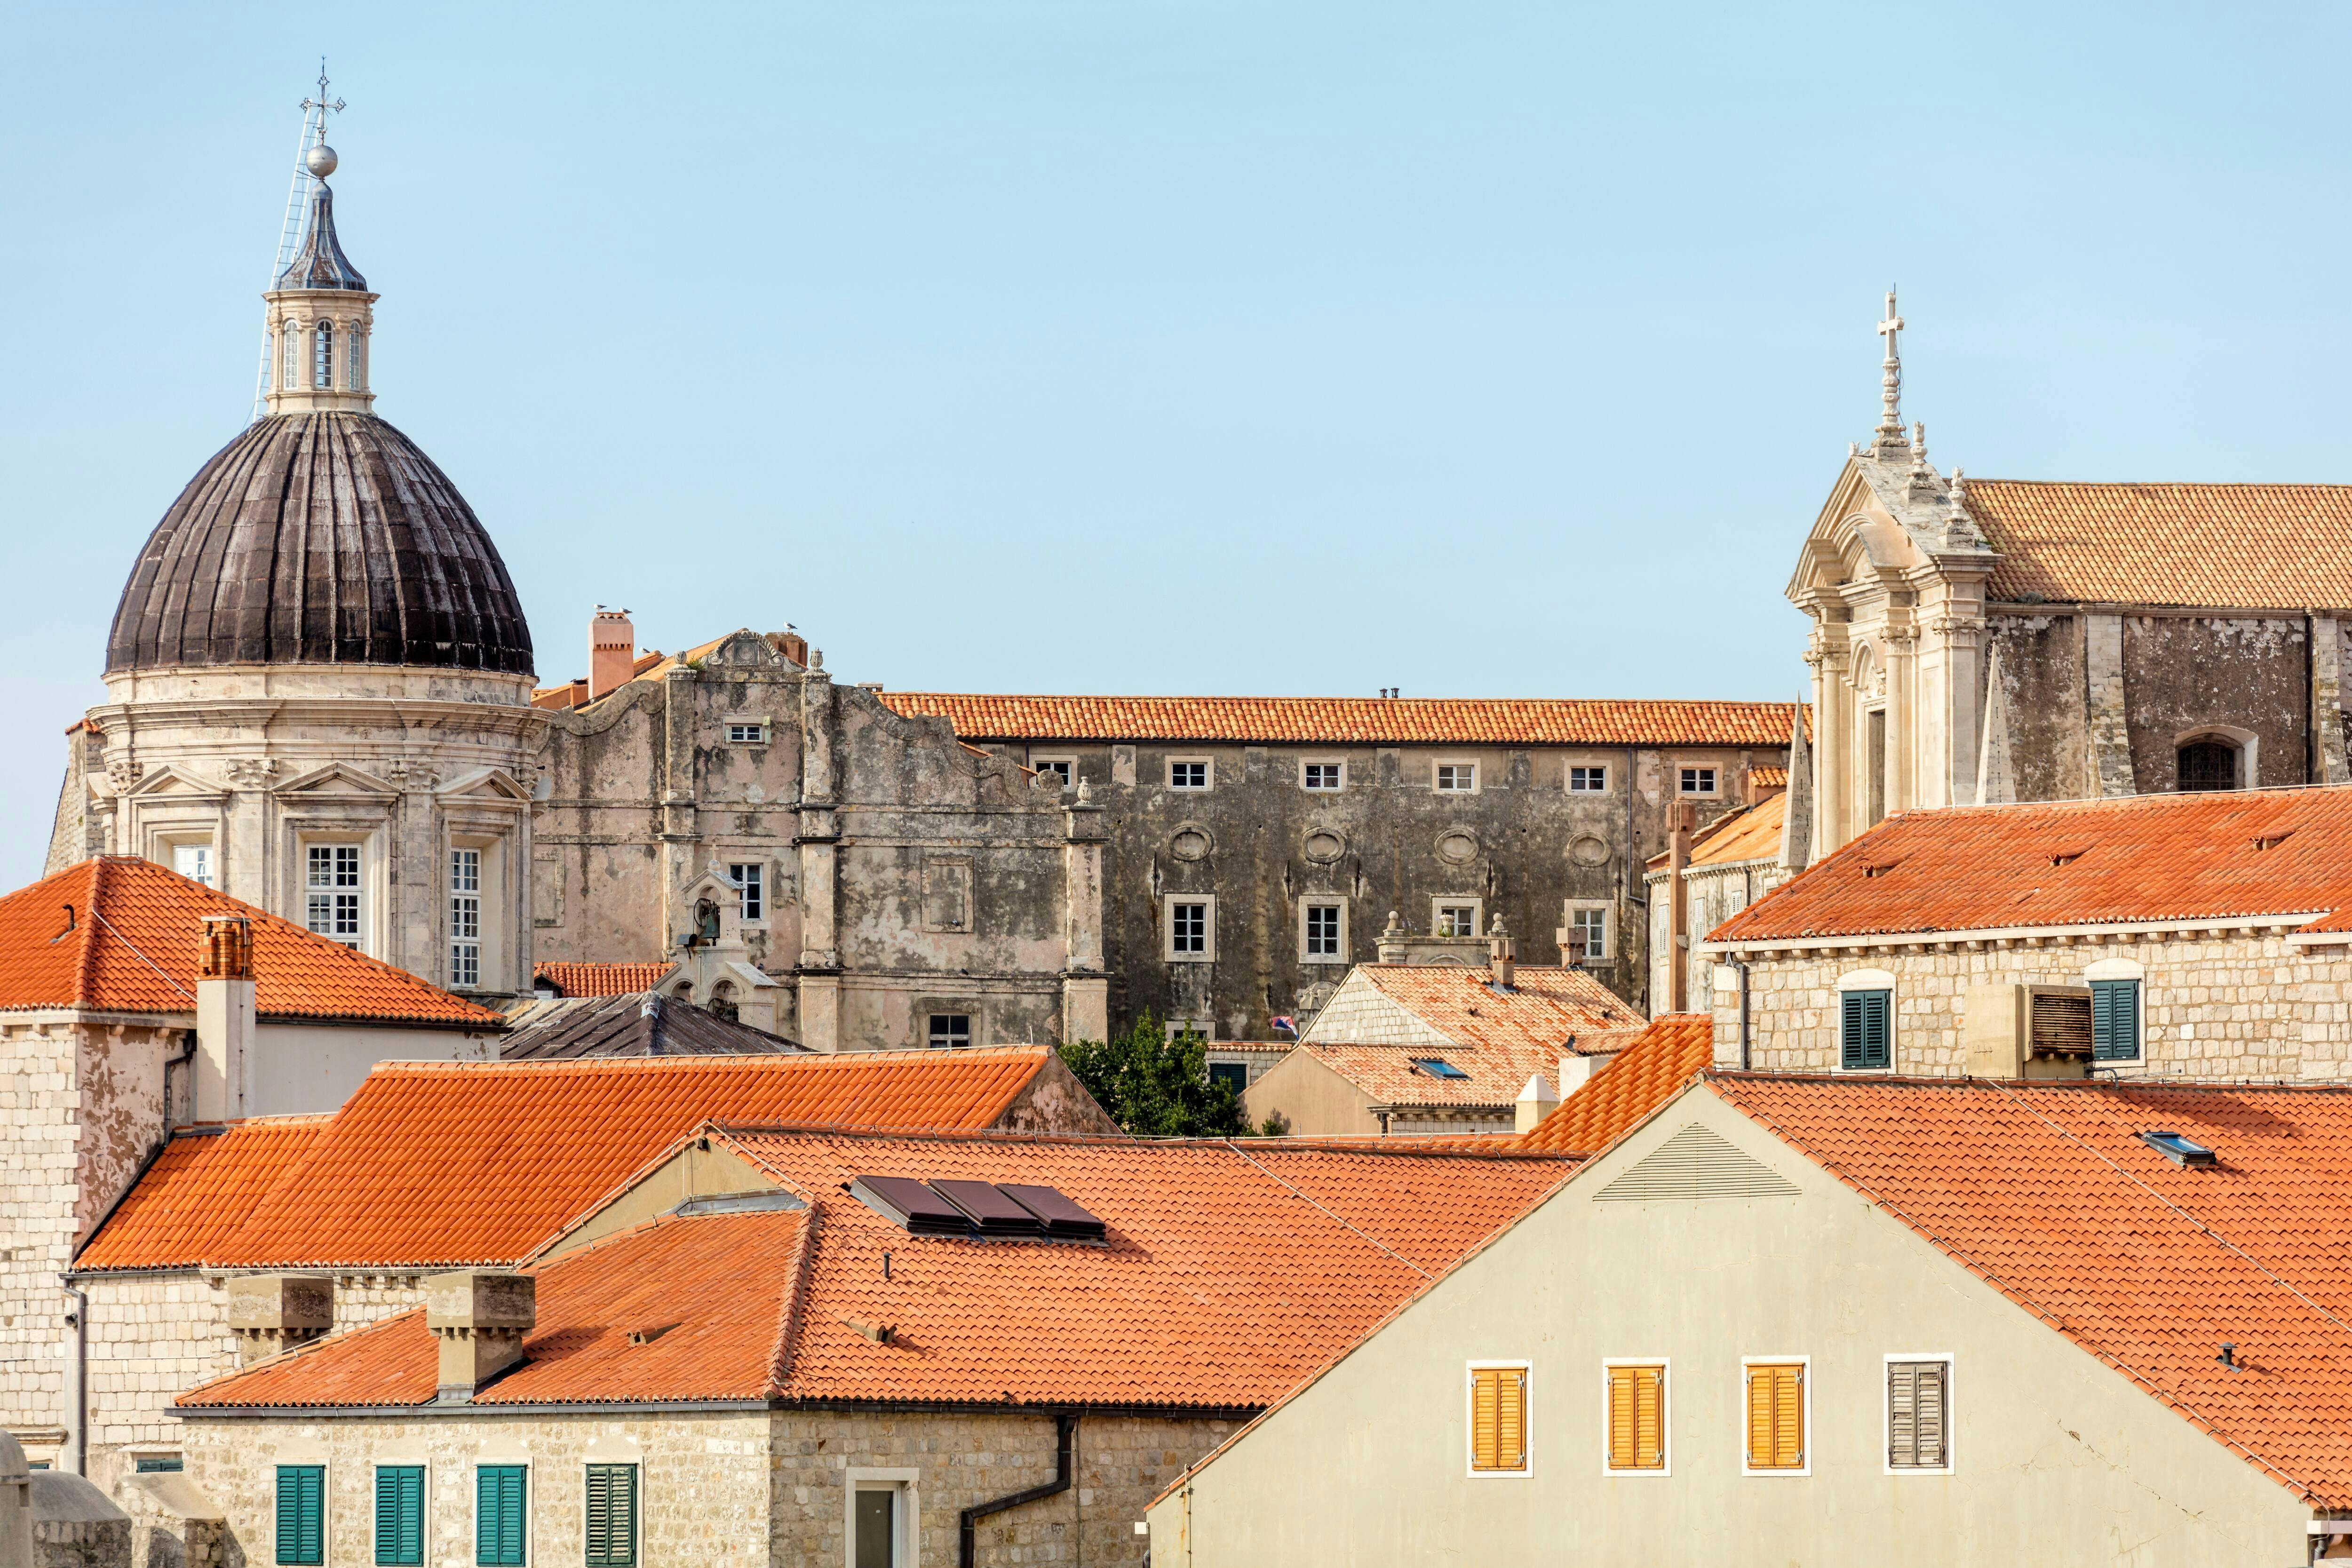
xmin=1567 ymin=833 xmax=1611 ymax=867
xmin=1302 ymin=828 xmax=1346 ymax=865
xmin=104 ymin=760 xmax=140 ymax=794
xmin=1435 ymin=829 xmax=1480 ymax=866
xmin=223 ymin=757 xmax=279 ymax=787
xmin=1169 ymin=824 xmax=1214 ymax=862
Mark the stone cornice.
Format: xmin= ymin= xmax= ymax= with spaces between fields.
xmin=1702 ymin=911 xmax=2328 ymax=959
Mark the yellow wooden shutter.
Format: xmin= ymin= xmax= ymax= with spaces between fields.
xmin=1607 ymin=1365 xmax=1665 ymax=1470
xmin=1471 ymin=1369 xmax=1501 ymax=1469
xmin=1745 ymin=1364 xmax=1804 ymax=1469
xmin=1470 ymin=1368 xmax=1526 ymax=1471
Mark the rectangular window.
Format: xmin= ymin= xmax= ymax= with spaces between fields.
xmin=1868 ymin=709 xmax=1888 ymax=826
xmin=305 ymin=844 xmax=363 ymax=947
xmin=2091 ymin=979 xmax=2141 ymax=1061
xmin=135 ymin=1455 xmax=184 ymax=1473
xmin=1032 ymin=758 xmax=1073 ymax=788
xmin=1208 ymin=1061 xmax=1248 ymax=1094
xmin=725 ymin=722 xmax=767 ymax=745
xmin=1169 ymin=900 xmax=1209 ymax=956
xmin=1569 ymin=907 xmax=1608 ymax=962
xmin=1604 ymin=1364 xmax=1667 ymax=1472
xmin=171 ymin=844 xmax=214 ymax=887
xmin=1468 ymin=1365 xmax=1529 ymax=1474
xmin=1887 ymin=1359 xmax=1951 ymax=1470
xmin=729 ymin=862 xmax=764 ymax=921
xmin=1840 ymin=988 xmax=1892 ymax=1071
xmin=1744 ymin=1361 xmax=1806 ymax=1472
xmin=276 ymin=1464 xmax=325 ymax=1566
xmin=1304 ymin=903 xmax=1343 ymax=959
xmin=375 ymin=1465 xmax=424 ymax=1567
xmin=476 ymin=1465 xmax=526 ymax=1567
xmin=1568 ymin=765 xmax=1608 ymax=793
xmin=1435 ymin=762 xmax=1477 ymax=793
xmin=853 ymin=1486 xmax=898 ymax=1568
xmin=449 ymin=848 xmax=482 ymax=988
xmin=1168 ymin=759 xmax=1210 ymax=790
xmin=1436 ymin=903 xmax=1480 ymax=938
xmin=1302 ymin=762 xmax=1343 ymax=791
xmin=1680 ymin=766 xmax=1718 ymax=796
xmin=583 ymin=1464 xmax=637 ymax=1568
xmin=927 ymin=1013 xmax=971 ymax=1050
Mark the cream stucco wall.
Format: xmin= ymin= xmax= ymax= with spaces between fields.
xmin=246 ymin=1022 xmax=496 ymax=1116
xmin=1147 ymin=1084 xmax=2311 ymax=1566
xmin=1241 ymin=1049 xmax=1376 ymax=1137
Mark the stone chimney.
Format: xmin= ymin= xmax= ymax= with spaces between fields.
xmin=1667 ymin=804 xmax=1696 ymax=1013
xmin=589 ymin=608 xmax=636 ymax=700
xmin=1514 ymin=1073 xmax=1558 ymax=1133
xmin=226 ymin=1274 xmax=333 ymax=1365
xmin=1488 ymin=914 xmax=1516 ymax=990
xmin=427 ymin=1271 xmax=535 ymax=1402
xmin=194 ymin=916 xmax=256 ymax=1122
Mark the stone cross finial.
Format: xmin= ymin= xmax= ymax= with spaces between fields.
xmin=1911 ymin=421 xmax=1928 ymax=470
xmin=1949 ymin=466 xmax=1967 ymax=508
xmin=1875 ymin=287 xmax=1905 ymax=438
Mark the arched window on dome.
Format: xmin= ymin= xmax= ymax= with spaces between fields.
xmin=347 ymin=331 xmax=366 ymax=392
xmin=313 ymin=320 xmax=334 ymax=390
xmin=281 ymin=321 xmax=299 ymax=389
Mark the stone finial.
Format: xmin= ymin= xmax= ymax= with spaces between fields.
xmin=226 ymin=1274 xmax=333 ymax=1365
xmin=426 ymin=1271 xmax=535 ymax=1401
xmin=1376 ymin=909 xmax=1410 ymax=965
xmin=1948 ymin=466 xmax=1967 ymax=508
xmin=1076 ymin=777 xmax=1092 ymax=803
xmin=1383 ymin=910 xmax=1405 ymax=938
xmin=1911 ymin=421 xmax=1928 ymax=471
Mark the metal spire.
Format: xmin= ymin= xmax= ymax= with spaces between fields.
xmin=1874 ymin=286 xmax=1905 ymax=447
xmin=249 ymin=63 xmax=347 ymax=423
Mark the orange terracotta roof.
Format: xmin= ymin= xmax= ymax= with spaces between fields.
xmin=1689 ymin=791 xmax=1786 ymax=868
xmin=1966 ymin=480 xmax=2352 ymax=608
xmin=0 ymin=858 xmax=501 ymax=1027
xmin=180 ymin=1126 xmax=1573 ymax=1412
xmin=1710 ymin=785 xmax=2352 ymax=945
xmin=875 ymin=692 xmax=1808 ymax=748
xmin=532 ymin=651 xmax=674 ymax=711
xmin=77 ymin=1047 xmax=1079 ymax=1271
xmin=532 ymin=961 xmax=679 ymax=997
xmin=1510 ymin=1015 xmax=1716 ymax=1154
xmin=1710 ymin=1074 xmax=2352 ymax=1507
xmin=79 ymin=1116 xmax=334 ymax=1266
xmin=1297 ymin=966 xmax=1644 ymax=1110
xmin=1750 ymin=764 xmax=1788 ymax=789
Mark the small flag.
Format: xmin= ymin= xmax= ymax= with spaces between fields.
xmin=1271 ymin=1015 xmax=1297 ymax=1036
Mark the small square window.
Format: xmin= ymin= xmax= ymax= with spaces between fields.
xmin=1169 ymin=759 xmax=1211 ymax=790
xmin=1303 ymin=762 xmax=1343 ymax=792
xmin=1435 ymin=763 xmax=1477 ymax=793
xmin=1569 ymin=907 xmax=1609 ymax=962
xmin=1208 ymin=1061 xmax=1248 ymax=1093
xmin=1436 ymin=903 xmax=1480 ymax=938
xmin=1568 ymin=765 xmax=1608 ymax=793
xmin=726 ymin=723 xmax=768 ymax=745
xmin=928 ymin=1013 xmax=971 ymax=1050
xmin=1411 ymin=1057 xmax=1470 ymax=1079
xmin=1679 ymin=767 xmax=1718 ymax=796
xmin=171 ymin=843 xmax=214 ymax=887
xmin=1033 ymin=758 xmax=1073 ymax=788
xmin=1169 ymin=900 xmax=1209 ymax=956
xmin=729 ymin=862 xmax=764 ymax=922
xmin=1304 ymin=903 xmax=1343 ymax=959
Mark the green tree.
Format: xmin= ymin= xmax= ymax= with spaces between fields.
xmin=1059 ymin=1011 xmax=1248 ymax=1137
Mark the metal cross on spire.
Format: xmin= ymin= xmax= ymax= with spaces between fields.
xmin=1875 ymin=286 xmax=1906 ymax=442
xmin=302 ymin=59 xmax=346 ymax=126
xmin=250 ymin=63 xmax=349 ymax=422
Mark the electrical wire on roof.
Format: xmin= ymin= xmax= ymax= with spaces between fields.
xmin=86 ymin=906 xmax=196 ymax=1003
xmin=1220 ymin=1141 xmax=1432 ymax=1280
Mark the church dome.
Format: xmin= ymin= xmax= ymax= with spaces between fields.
xmin=106 ymin=411 xmax=535 ymax=676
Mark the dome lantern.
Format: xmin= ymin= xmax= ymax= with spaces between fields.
xmin=264 ymin=151 xmax=376 ymax=418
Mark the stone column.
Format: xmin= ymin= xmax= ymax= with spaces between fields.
xmin=659 ymin=668 xmax=702 ymax=955
xmin=2083 ymin=614 xmax=2134 ymax=797
xmin=1807 ymin=646 xmax=1849 ymax=856
xmin=2314 ymin=614 xmax=2350 ymax=784
xmin=1061 ymin=786 xmax=1109 ymax=1043
xmin=796 ymin=668 xmax=842 ymax=1052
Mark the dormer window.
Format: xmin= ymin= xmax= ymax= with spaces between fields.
xmin=313 ymin=320 xmax=334 ymax=389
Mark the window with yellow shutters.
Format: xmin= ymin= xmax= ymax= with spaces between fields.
xmin=1603 ymin=1362 xmax=1668 ymax=1473
xmin=1743 ymin=1360 xmax=1807 ymax=1473
xmin=1467 ymin=1364 xmax=1530 ymax=1474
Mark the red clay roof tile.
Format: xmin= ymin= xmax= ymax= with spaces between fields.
xmin=531 ymin=961 xmax=679 ymax=997
xmin=0 ymin=859 xmax=500 ymax=1027
xmin=1299 ymin=965 xmax=1645 ymax=1111
xmin=1966 ymin=480 xmax=2352 ymax=607
xmin=1510 ymin=1015 xmax=1716 ymax=1154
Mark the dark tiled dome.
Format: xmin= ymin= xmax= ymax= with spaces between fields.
xmin=106 ymin=413 xmax=535 ymax=676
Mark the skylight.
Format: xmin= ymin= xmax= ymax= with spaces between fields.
xmin=1411 ymin=1058 xmax=1470 ymax=1080
xmin=2137 ymin=1129 xmax=2217 ymax=1168
xmin=848 ymin=1175 xmax=1108 ymax=1241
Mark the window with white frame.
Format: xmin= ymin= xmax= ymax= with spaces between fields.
xmin=849 ymin=1479 xmax=911 ymax=1568
xmin=449 ymin=849 xmax=482 ymax=988
xmin=728 ymin=862 xmax=764 ymax=921
xmin=305 ymin=844 xmax=363 ymax=947
xmin=1166 ymin=896 xmax=1214 ymax=960
xmin=1885 ymin=1357 xmax=1952 ymax=1472
xmin=1302 ymin=761 xmax=1343 ymax=792
xmin=1031 ymin=757 xmax=1074 ymax=789
xmin=312 ymin=320 xmax=334 ymax=389
xmin=1435 ymin=762 xmax=1477 ymax=793
xmin=1303 ymin=902 xmax=1345 ymax=962
xmin=281 ymin=321 xmax=299 ymax=388
xmin=1568 ymin=906 xmax=1609 ymax=962
xmin=1168 ymin=758 xmax=1211 ymax=791
xmin=347 ymin=332 xmax=366 ymax=392
xmin=725 ymin=722 xmax=768 ymax=745
xmin=1568 ymin=764 xmax=1608 ymax=793
xmin=1435 ymin=900 xmax=1481 ymax=938
xmin=1679 ymin=766 xmax=1718 ymax=796
xmin=171 ymin=842 xmax=214 ymax=888
xmin=927 ymin=1013 xmax=971 ymax=1050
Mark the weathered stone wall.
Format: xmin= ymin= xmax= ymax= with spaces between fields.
xmin=1646 ymin=859 xmax=1791 ymax=1017
xmin=1706 ymin=930 xmax=2352 ymax=1080
xmin=2119 ymin=616 xmax=2310 ymax=789
xmin=1985 ymin=614 xmax=2088 ymax=803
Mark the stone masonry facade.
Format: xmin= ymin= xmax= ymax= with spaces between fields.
xmin=175 ymin=1407 xmax=1233 ymax=1568
xmin=1706 ymin=925 xmax=2352 ymax=1080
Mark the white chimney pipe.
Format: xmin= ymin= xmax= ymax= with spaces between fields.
xmin=195 ymin=917 xmax=256 ymax=1122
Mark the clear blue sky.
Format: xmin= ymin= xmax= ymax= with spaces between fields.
xmin=1 ymin=2 xmax=2345 ymax=888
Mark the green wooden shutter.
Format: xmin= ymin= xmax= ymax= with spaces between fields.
xmin=376 ymin=1466 xmax=423 ymax=1566
xmin=477 ymin=1466 xmax=526 ymax=1567
xmin=585 ymin=1465 xmax=636 ymax=1567
xmin=2091 ymin=980 xmax=2139 ymax=1061
xmin=276 ymin=1465 xmax=325 ymax=1566
xmin=1843 ymin=990 xmax=1891 ymax=1070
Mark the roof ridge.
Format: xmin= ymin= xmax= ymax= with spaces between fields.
xmin=69 ymin=859 xmax=103 ymax=1007
xmin=763 ymin=1204 xmax=820 ymax=1396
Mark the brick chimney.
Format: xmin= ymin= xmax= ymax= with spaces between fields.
xmin=427 ymin=1271 xmax=535 ymax=1402
xmin=195 ymin=916 xmax=255 ymax=1122
xmin=225 ymin=1274 xmax=332 ymax=1365
xmin=589 ymin=608 xmax=636 ymax=700
xmin=1667 ymin=803 xmax=1696 ymax=1012
xmin=1488 ymin=913 xmax=1516 ymax=990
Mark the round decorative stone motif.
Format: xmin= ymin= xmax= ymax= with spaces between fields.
xmin=1170 ymin=824 xmax=1214 ymax=862
xmin=1435 ymin=829 xmax=1480 ymax=865
xmin=1303 ymin=829 xmax=1346 ymax=864
xmin=1568 ymin=833 xmax=1610 ymax=867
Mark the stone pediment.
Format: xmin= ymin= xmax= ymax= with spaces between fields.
xmin=1788 ymin=454 xmax=1996 ymax=602
xmin=270 ymin=761 xmax=399 ymax=801
xmin=703 ymin=630 xmax=788 ymax=670
xmin=433 ymin=765 xmax=533 ymax=802
xmin=117 ymin=764 xmax=227 ymax=802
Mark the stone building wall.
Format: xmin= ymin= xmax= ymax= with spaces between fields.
xmin=966 ymin=738 xmax=1779 ymax=1036
xmin=1705 ymin=927 xmax=2352 ymax=1080
xmin=173 ymin=1407 xmax=1234 ymax=1568
xmin=1645 ymin=858 xmax=1792 ymax=1019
